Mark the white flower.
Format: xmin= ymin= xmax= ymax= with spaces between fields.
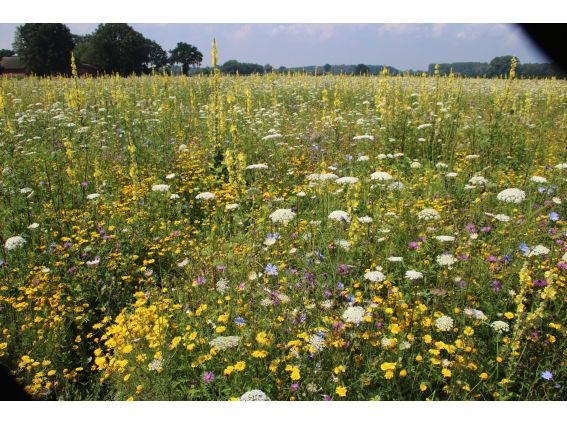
xmin=240 ymin=389 xmax=270 ymax=401
xmin=335 ymin=239 xmax=351 ymax=250
xmin=417 ymin=123 xmax=432 ymax=130
xmin=387 ymin=256 xmax=403 ymax=262
xmin=165 ymin=173 xmax=176 ymax=179
xmin=435 ymin=162 xmax=448 ymax=169
xmin=246 ymin=164 xmax=269 ymax=170
xmin=410 ymin=161 xmax=422 ymax=169
xmin=262 ymin=133 xmax=282 ymax=141
xmin=342 ymin=306 xmax=366 ymax=324
xmin=364 ymin=270 xmax=385 ymax=282
xmin=435 ymin=235 xmax=455 ymax=242
xmin=418 ymin=208 xmax=441 ymax=221
xmin=370 ymin=171 xmax=393 ymax=181
xmin=388 ymin=181 xmax=405 ymax=191
xmin=264 ymin=236 xmax=278 ymax=246
xmin=152 ymin=184 xmax=170 ymax=192
xmin=497 ymin=188 xmax=526 ymax=204
xmin=321 ymin=300 xmax=334 ymax=309
xmin=148 ymin=358 xmax=164 ymax=371
xmin=445 ymin=172 xmax=458 ymax=178
xmin=381 ymin=337 xmax=395 ymax=348
xmin=226 ymin=203 xmax=239 ymax=210
xmin=328 ymin=210 xmax=351 ymax=224
xmin=86 ymin=257 xmax=100 ymax=266
xmin=177 ymin=258 xmax=189 ymax=267
xmin=353 ymin=135 xmax=374 ymax=141
xmin=530 ymin=175 xmax=547 ymax=183
xmin=358 ymin=216 xmax=373 ymax=224
xmin=308 ymin=334 xmax=326 ymax=353
xmin=20 ymin=187 xmax=33 ymax=194
xmin=495 ymin=214 xmax=511 ymax=222
xmin=561 ymin=252 xmax=567 ymax=262
xmin=269 ymin=208 xmax=296 ymax=225
xmin=554 ymin=163 xmax=567 ymax=170
xmin=436 ymin=253 xmax=456 ymax=268
xmin=491 ymin=320 xmax=510 ymax=333
xmin=465 ymin=154 xmax=480 ymax=160
xmin=209 ymin=336 xmax=240 ymax=351
xmin=469 ymin=176 xmax=488 ymax=186
xmin=4 ymin=236 xmax=26 ymax=251
xmin=527 ymin=245 xmax=550 ymax=257
xmin=216 ymin=278 xmax=229 ymax=294
xmin=464 ymin=308 xmax=486 ymax=320
xmin=195 ymin=191 xmax=215 ymax=200
xmin=357 ymin=155 xmax=370 ymax=162
xmin=319 ymin=173 xmax=338 ymax=181
xmin=336 ymin=176 xmax=359 ymax=185
xmin=296 ymin=191 xmax=306 ymax=197
xmin=170 ymin=194 xmax=180 ymax=199
xmin=435 ymin=315 xmax=454 ymax=332
xmin=27 ymin=223 xmax=40 ymax=229
xmin=309 ymin=220 xmax=322 ymax=226
xmin=86 ymin=193 xmax=100 ymax=200
xmin=405 ymin=270 xmax=423 ymax=280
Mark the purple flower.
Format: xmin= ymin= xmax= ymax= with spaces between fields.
xmin=487 ymin=255 xmax=498 ymax=263
xmin=216 ymin=265 xmax=227 ymax=272
xmin=337 ymin=282 xmax=344 ymax=290
xmin=533 ymin=279 xmax=547 ymax=287
xmin=541 ymin=371 xmax=553 ymax=380
xmin=81 ymin=181 xmax=89 ymax=187
xmin=481 ymin=226 xmax=491 ymax=233
xmin=519 ymin=243 xmax=530 ymax=256
xmin=324 ymin=290 xmax=332 ymax=298
xmin=290 ymin=383 xmax=300 ymax=392
xmin=323 ymin=394 xmax=332 ymax=401
xmin=202 ymin=371 xmax=215 ymax=384
xmin=492 ymin=280 xmax=502 ymax=292
xmin=465 ymin=223 xmax=477 ymax=233
xmin=265 ymin=263 xmax=278 ymax=276
xmin=196 ymin=276 xmax=206 ymax=285
xmin=408 ymin=241 xmax=419 ymax=250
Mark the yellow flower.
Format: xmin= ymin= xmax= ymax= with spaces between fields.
xmin=420 ymin=384 xmax=427 ymax=392
xmin=380 ymin=362 xmax=397 ymax=371
xmin=47 ymin=370 xmax=56 ymax=377
xmin=504 ymin=312 xmax=514 ymax=319
xmin=252 ymin=350 xmax=268 ymax=358
xmin=122 ymin=344 xmax=133 ymax=354
xmin=384 ymin=371 xmax=394 ymax=380
xmin=234 ymin=361 xmax=246 ymax=372
xmin=224 ymin=365 xmax=234 ymax=376
xmin=423 ymin=334 xmax=432 ymax=344
xmin=442 ymin=368 xmax=452 ymax=378
xmin=399 ymin=369 xmax=408 ymax=378
xmin=463 ymin=327 xmax=474 ymax=336
xmin=335 ymin=386 xmax=347 ymax=397
xmin=215 ymin=326 xmax=226 ymax=334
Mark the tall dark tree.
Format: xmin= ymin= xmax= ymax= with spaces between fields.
xmin=80 ymin=24 xmax=151 ymax=76
xmin=323 ymin=63 xmax=332 ymax=73
xmin=487 ymin=55 xmax=517 ymax=77
xmin=354 ymin=64 xmax=370 ymax=75
xmin=147 ymin=40 xmax=168 ymax=71
xmin=12 ymin=24 xmax=75 ymax=75
xmin=0 ymin=49 xmax=15 ymax=57
xmin=169 ymin=42 xmax=203 ymax=75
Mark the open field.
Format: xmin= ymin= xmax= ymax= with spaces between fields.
xmin=0 ymin=70 xmax=566 ymax=400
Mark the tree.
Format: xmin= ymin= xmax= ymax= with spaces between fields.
xmin=147 ymin=40 xmax=168 ymax=71
xmin=12 ymin=24 xmax=75 ymax=75
xmin=487 ymin=55 xmax=517 ymax=77
xmin=323 ymin=63 xmax=332 ymax=73
xmin=169 ymin=42 xmax=203 ymax=75
xmin=79 ymin=24 xmax=151 ymax=76
xmin=0 ymin=49 xmax=15 ymax=57
xmin=264 ymin=64 xmax=273 ymax=73
xmin=354 ymin=64 xmax=370 ymax=75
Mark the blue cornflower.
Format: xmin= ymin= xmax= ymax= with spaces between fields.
xmin=345 ymin=154 xmax=353 ymax=161
xmin=265 ymin=263 xmax=278 ymax=276
xmin=519 ymin=243 xmax=530 ymax=256
xmin=234 ymin=317 xmax=246 ymax=326
xmin=346 ymin=295 xmax=355 ymax=303
xmin=549 ymin=212 xmax=559 ymax=222
xmin=337 ymin=282 xmax=345 ymax=290
xmin=541 ymin=371 xmax=553 ymax=380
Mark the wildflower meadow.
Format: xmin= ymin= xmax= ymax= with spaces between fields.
xmin=0 ymin=50 xmax=566 ymax=401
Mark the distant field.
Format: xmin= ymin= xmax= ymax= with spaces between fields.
xmin=0 ymin=71 xmax=565 ymax=400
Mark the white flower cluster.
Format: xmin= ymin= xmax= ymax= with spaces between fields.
xmin=152 ymin=184 xmax=170 ymax=192
xmin=435 ymin=235 xmax=455 ymax=242
xmin=530 ymin=175 xmax=547 ymax=183
xmin=468 ymin=176 xmax=488 ymax=186
xmin=328 ymin=210 xmax=351 ymax=224
xmin=496 ymin=188 xmax=526 ymax=204
xmin=405 ymin=270 xmax=423 ymax=280
xmin=240 ymin=389 xmax=270 ymax=401
xmin=464 ymin=308 xmax=487 ymax=320
xmin=246 ymin=164 xmax=269 ymax=170
xmin=527 ymin=244 xmax=550 ymax=257
xmin=269 ymin=208 xmax=296 ymax=225
xmin=216 ymin=278 xmax=229 ymax=294
xmin=435 ymin=315 xmax=454 ymax=332
xmin=4 ymin=236 xmax=26 ymax=251
xmin=490 ymin=320 xmax=510 ymax=333
xmin=209 ymin=336 xmax=241 ymax=351
xmin=336 ymin=176 xmax=359 ymax=185
xmin=353 ymin=135 xmax=374 ymax=141
xmin=358 ymin=216 xmax=373 ymax=224
xmin=87 ymin=193 xmax=101 ymax=200
xmin=370 ymin=171 xmax=393 ymax=181
xmin=306 ymin=173 xmax=338 ymax=181
xmin=195 ymin=191 xmax=215 ymax=200
xmin=342 ymin=306 xmax=366 ymax=324
xmin=418 ymin=208 xmax=441 ymax=221
xmin=436 ymin=253 xmax=457 ymax=268
xmin=364 ymin=270 xmax=385 ymax=282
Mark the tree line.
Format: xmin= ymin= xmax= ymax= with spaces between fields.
xmin=427 ymin=56 xmax=566 ymax=78
xmin=2 ymin=23 xmax=203 ymax=76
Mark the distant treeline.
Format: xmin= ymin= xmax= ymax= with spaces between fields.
xmin=428 ymin=56 xmax=566 ymax=78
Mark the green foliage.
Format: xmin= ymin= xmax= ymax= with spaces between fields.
xmin=220 ymin=60 xmax=264 ymax=75
xmin=12 ymin=23 xmax=75 ymax=76
xmin=168 ymin=42 xmax=203 ymax=75
xmin=354 ymin=64 xmax=370 ymax=75
xmin=0 ymin=49 xmax=15 ymax=57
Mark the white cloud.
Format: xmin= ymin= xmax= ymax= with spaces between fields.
xmin=271 ymin=24 xmax=335 ymax=41
xmin=231 ymin=24 xmax=252 ymax=41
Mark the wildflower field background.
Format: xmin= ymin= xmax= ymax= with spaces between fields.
xmin=0 ymin=58 xmax=566 ymax=400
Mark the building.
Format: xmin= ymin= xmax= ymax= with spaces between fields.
xmin=0 ymin=56 xmax=97 ymax=76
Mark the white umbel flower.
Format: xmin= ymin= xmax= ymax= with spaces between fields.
xmin=435 ymin=235 xmax=455 ymax=242
xmin=246 ymin=164 xmax=269 ymax=170
xmin=497 ymin=188 xmax=526 ymax=204
xmin=216 ymin=278 xmax=229 ymax=294
xmin=435 ymin=315 xmax=454 ymax=332
xmin=530 ymin=175 xmax=547 ymax=183
xmin=240 ymin=389 xmax=271 ymax=401
xmin=226 ymin=203 xmax=239 ymax=210
xmin=152 ymin=184 xmax=170 ymax=192
xmin=436 ymin=253 xmax=457 ymax=268
xmin=336 ymin=176 xmax=359 ymax=185
xmin=342 ymin=306 xmax=366 ymax=324
xmin=269 ymin=208 xmax=296 ymax=225
xmin=195 ymin=191 xmax=215 ymax=200
xmin=86 ymin=193 xmax=101 ymax=200
xmin=5 ymin=236 xmax=26 ymax=251
xmin=527 ymin=245 xmax=550 ymax=257
xmin=328 ymin=210 xmax=351 ymax=223
xmin=358 ymin=216 xmax=373 ymax=224
xmin=209 ymin=336 xmax=241 ymax=351
xmin=353 ymin=135 xmax=374 ymax=141
xmin=405 ymin=270 xmax=423 ymax=280
xmin=28 ymin=223 xmax=40 ymax=229
xmin=364 ymin=270 xmax=385 ymax=282
xmin=491 ymin=320 xmax=510 ymax=333
xmin=555 ymin=163 xmax=567 ymax=170
xmin=418 ymin=208 xmax=441 ymax=221
xmin=410 ymin=161 xmax=422 ymax=169
xmin=468 ymin=176 xmax=488 ymax=186
xmin=370 ymin=171 xmax=393 ymax=181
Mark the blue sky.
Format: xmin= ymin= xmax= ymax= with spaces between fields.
xmin=0 ymin=23 xmax=549 ymax=70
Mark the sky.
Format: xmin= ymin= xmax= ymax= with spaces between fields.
xmin=0 ymin=23 xmax=550 ymax=70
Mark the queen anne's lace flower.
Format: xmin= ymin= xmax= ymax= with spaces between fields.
xmin=436 ymin=253 xmax=457 ymax=268
xmin=497 ymin=188 xmax=526 ymax=204
xmin=491 ymin=320 xmax=510 ymax=333
xmin=246 ymin=164 xmax=269 ymax=170
xmin=469 ymin=176 xmax=488 ymax=185
xmin=342 ymin=306 xmax=366 ymax=324
xmin=370 ymin=171 xmax=393 ymax=181
xmin=364 ymin=270 xmax=385 ymax=282
xmin=195 ymin=191 xmax=215 ymax=200
xmin=152 ymin=184 xmax=170 ymax=192
xmin=418 ymin=208 xmax=441 ymax=221
xmin=269 ymin=208 xmax=296 ymax=224
xmin=4 ymin=236 xmax=26 ymax=251
xmin=336 ymin=176 xmax=359 ymax=185
xmin=240 ymin=390 xmax=270 ymax=401
xmin=405 ymin=270 xmax=423 ymax=280
xmin=435 ymin=315 xmax=454 ymax=332
xmin=209 ymin=336 xmax=241 ymax=351
xmin=328 ymin=210 xmax=351 ymax=223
